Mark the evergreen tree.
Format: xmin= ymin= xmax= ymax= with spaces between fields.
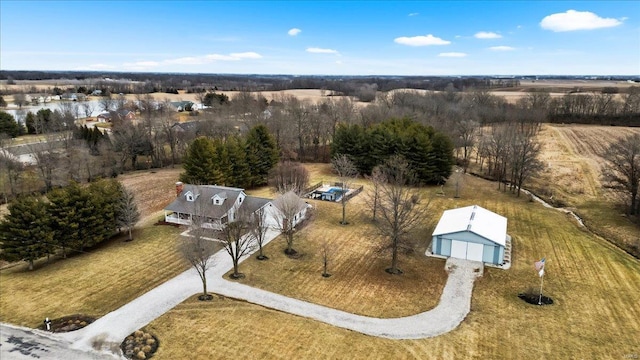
xmin=88 ymin=179 xmax=121 ymax=242
xmin=48 ymin=182 xmax=95 ymax=254
xmin=0 ymin=111 xmax=23 ymax=138
xmin=25 ymin=111 xmax=36 ymax=134
xmin=215 ymin=138 xmax=232 ymax=186
xmin=227 ymin=136 xmax=251 ymax=188
xmin=0 ymin=195 xmax=53 ymax=270
xmin=180 ymin=137 xmax=223 ymax=185
xmin=246 ymin=124 xmax=279 ymax=187
xmin=331 ymin=118 xmax=454 ymax=184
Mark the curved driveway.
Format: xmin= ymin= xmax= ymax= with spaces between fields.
xmin=55 ymin=228 xmax=483 ymax=355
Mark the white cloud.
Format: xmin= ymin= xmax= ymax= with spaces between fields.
xmin=229 ymin=52 xmax=262 ymax=59
xmin=288 ymin=28 xmax=301 ymax=36
xmin=540 ymin=10 xmax=623 ymax=32
xmin=165 ymin=52 xmax=262 ymax=65
xmin=394 ymin=34 xmax=450 ymax=46
xmin=474 ymin=31 xmax=502 ymax=39
xmin=438 ymin=52 xmax=467 ymax=57
xmin=165 ymin=56 xmax=208 ymax=65
xmin=306 ymin=47 xmax=339 ymax=54
xmin=123 ymin=61 xmax=161 ymax=70
xmin=408 ymin=12 xmax=419 ymax=17
xmin=489 ymin=46 xmax=515 ymax=51
xmin=84 ymin=63 xmax=115 ymax=70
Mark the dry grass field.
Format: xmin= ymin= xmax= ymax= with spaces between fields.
xmin=0 ymin=224 xmax=188 ymax=328
xmin=232 ymin=194 xmax=448 ymax=318
xmin=146 ymin=170 xmax=640 ymax=359
xmin=530 ymin=124 xmax=640 ymax=253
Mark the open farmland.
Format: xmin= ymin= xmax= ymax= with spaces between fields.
xmin=146 ymin=171 xmax=640 ymax=359
xmin=530 ymin=124 xmax=640 ymax=254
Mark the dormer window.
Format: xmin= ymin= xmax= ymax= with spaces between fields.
xmin=212 ymin=193 xmax=226 ymax=205
xmin=185 ymin=191 xmax=195 ymax=202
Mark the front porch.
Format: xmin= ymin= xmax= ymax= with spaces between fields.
xmin=164 ymin=211 xmax=227 ymax=230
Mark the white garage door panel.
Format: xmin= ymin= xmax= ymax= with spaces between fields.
xmin=450 ymin=240 xmax=467 ymax=259
xmin=466 ymin=242 xmax=484 ymax=262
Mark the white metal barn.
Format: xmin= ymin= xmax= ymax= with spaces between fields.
xmin=431 ymin=205 xmax=508 ymax=265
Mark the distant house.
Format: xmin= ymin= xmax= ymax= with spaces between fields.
xmin=164 ymin=183 xmax=310 ymax=230
xmin=430 ymin=205 xmax=510 ymax=266
xmin=96 ymin=109 xmax=136 ymax=123
xmin=169 ymin=101 xmax=195 ymax=112
xmin=61 ymin=93 xmax=87 ymax=101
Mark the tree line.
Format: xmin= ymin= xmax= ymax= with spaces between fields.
xmin=0 ymin=179 xmax=140 ymax=270
xmin=332 ymin=118 xmax=454 ymax=184
xmin=180 ymin=124 xmax=279 ymax=189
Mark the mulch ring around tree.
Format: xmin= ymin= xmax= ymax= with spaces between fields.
xmin=518 ymin=292 xmax=554 ymax=305
xmin=121 ymin=329 xmax=159 ymax=360
xmin=37 ymin=314 xmax=96 ymax=332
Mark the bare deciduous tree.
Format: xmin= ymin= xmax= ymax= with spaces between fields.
xmin=178 ymin=222 xmax=218 ymax=301
xmin=99 ymin=94 xmax=115 ymax=112
xmin=272 ymin=191 xmax=307 ymax=255
xmin=13 ymin=94 xmax=27 ymax=109
xmin=250 ymin=206 xmax=269 ymax=260
xmin=366 ymin=166 xmax=385 ymax=222
xmin=117 ymin=186 xmax=140 ymax=241
xmin=372 ymin=155 xmax=427 ymax=275
xmin=321 ymin=240 xmax=332 ymax=278
xmin=331 ymin=154 xmax=358 ymax=225
xmin=601 ymin=133 xmax=640 ymax=215
xmin=217 ymin=206 xmax=255 ymax=279
xmin=268 ymin=161 xmax=310 ymax=195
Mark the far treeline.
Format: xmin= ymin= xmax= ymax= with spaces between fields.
xmin=1 ymin=84 xmax=638 ymax=229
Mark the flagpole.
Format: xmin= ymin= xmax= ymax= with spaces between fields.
xmin=538 ymin=270 xmax=544 ymax=305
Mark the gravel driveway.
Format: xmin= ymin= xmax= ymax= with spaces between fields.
xmin=54 ymin=228 xmax=483 ymax=354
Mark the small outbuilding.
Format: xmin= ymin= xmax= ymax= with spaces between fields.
xmin=430 ymin=205 xmax=509 ymax=265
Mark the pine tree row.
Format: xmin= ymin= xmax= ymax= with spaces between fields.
xmin=180 ymin=124 xmax=279 ymax=189
xmin=331 ymin=118 xmax=455 ymax=184
xmin=0 ymin=179 xmax=139 ymax=270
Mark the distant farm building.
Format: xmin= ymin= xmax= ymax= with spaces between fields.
xmin=430 ymin=205 xmax=510 ymax=266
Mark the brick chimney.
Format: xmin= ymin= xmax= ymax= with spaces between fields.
xmin=175 ymin=182 xmax=184 ymax=197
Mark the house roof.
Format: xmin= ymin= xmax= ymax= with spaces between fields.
xmin=432 ymin=205 xmax=507 ymax=246
xmin=164 ymin=184 xmax=244 ymax=219
xmin=242 ymin=196 xmax=271 ymax=214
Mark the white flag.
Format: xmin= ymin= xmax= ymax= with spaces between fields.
xmin=538 ymin=268 xmax=545 ymax=277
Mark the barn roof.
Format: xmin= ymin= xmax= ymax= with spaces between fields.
xmin=432 ymin=205 xmax=507 ymax=246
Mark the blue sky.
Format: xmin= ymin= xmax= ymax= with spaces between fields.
xmin=1 ymin=1 xmax=638 ymax=75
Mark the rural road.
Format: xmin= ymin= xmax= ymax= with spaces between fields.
xmin=0 ymin=323 xmax=117 ymax=360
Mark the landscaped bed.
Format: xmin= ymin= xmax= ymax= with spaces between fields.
xmin=37 ymin=314 xmax=95 ymax=332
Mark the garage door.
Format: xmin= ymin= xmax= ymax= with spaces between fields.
xmin=466 ymin=242 xmax=484 ymax=262
xmin=450 ymin=240 xmax=484 ymax=262
xmin=451 ymin=240 xmax=467 ymax=259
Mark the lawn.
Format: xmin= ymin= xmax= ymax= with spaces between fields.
xmin=0 ymin=167 xmax=188 ymax=328
xmin=0 ymin=222 xmax=189 ymax=328
xmin=147 ymin=171 xmax=640 ymax=359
